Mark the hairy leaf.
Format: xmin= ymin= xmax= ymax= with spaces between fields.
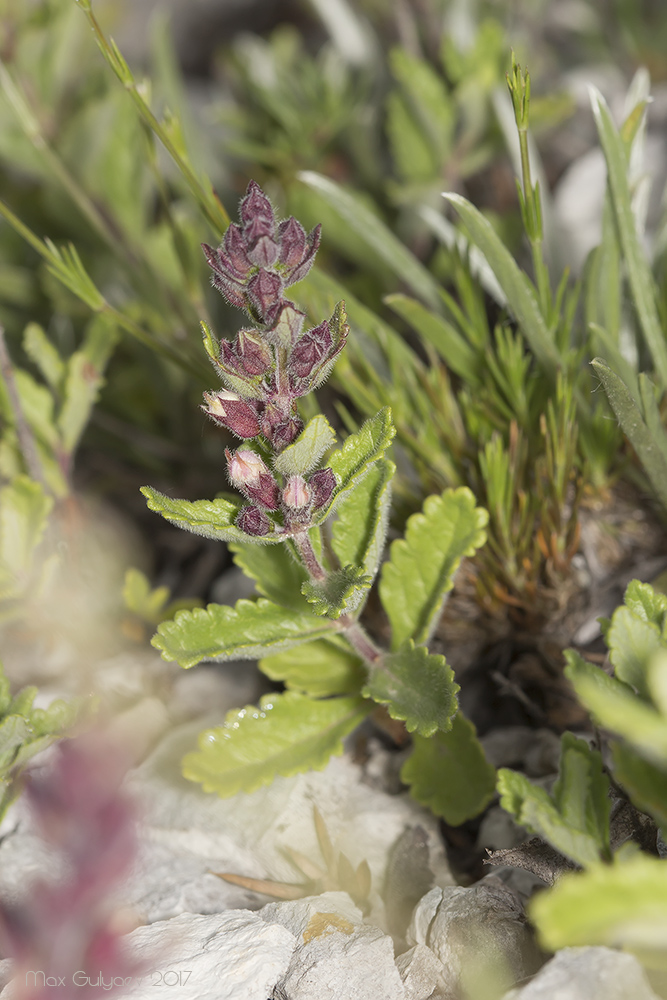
xmin=273 ymin=415 xmax=336 ymax=476
xmin=624 ymin=579 xmax=667 ymax=631
xmin=498 ymin=734 xmax=611 ymax=868
xmin=530 ymin=855 xmax=667 ymax=960
xmin=58 ymin=352 xmax=104 ymax=455
xmin=259 ymin=636 xmax=365 ymax=697
xmin=182 ymin=691 xmax=370 ymax=796
xmin=401 ymin=711 xmax=496 ymax=825
xmin=230 ymin=540 xmax=309 ymax=611
xmin=565 ymin=650 xmax=667 ymax=766
xmin=363 ymin=639 xmax=459 ymax=737
xmin=22 ymin=323 xmax=64 ymax=391
xmin=379 ymin=487 xmax=487 ymax=649
xmin=607 ymin=605 xmax=662 ymax=700
xmin=141 ymin=486 xmax=282 ymax=544
xmin=331 ymin=457 xmax=394 ymax=582
xmin=301 ymin=565 xmax=372 ymax=618
xmin=153 ymin=598 xmax=336 ymax=668
xmin=611 ymin=741 xmax=667 ymax=830
xmin=315 ymin=407 xmax=395 ymax=522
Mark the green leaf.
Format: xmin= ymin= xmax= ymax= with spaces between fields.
xmin=611 ymin=741 xmax=667 ymax=830
xmin=363 ymin=639 xmax=459 ymax=737
xmin=379 ymin=487 xmax=488 ymax=649
xmin=591 ymin=88 xmax=667 ymax=387
xmin=386 ymin=294 xmax=479 ymax=384
xmin=259 ymin=636 xmax=365 ymax=697
xmin=273 ymin=414 xmax=336 ymax=476
xmin=297 ymin=171 xmax=442 ymax=310
xmin=331 ymin=457 xmax=394 ymax=582
xmin=153 ymin=598 xmax=336 ymax=668
xmin=301 ymin=565 xmax=372 ymax=618
xmin=442 ymin=193 xmax=562 ymax=375
xmin=607 ymin=606 xmax=662 ymax=699
xmin=0 ymin=476 xmax=53 ymax=582
xmin=0 ymin=716 xmax=32 ymax=775
xmin=57 ymin=351 xmax=103 ymax=454
xmin=182 ymin=691 xmax=370 ymax=796
xmin=12 ymin=370 xmax=58 ymax=449
xmin=230 ymin=540 xmax=309 ymax=612
xmin=565 ymin=650 xmax=667 ymax=767
xmin=591 ymin=358 xmax=667 ymax=511
xmin=624 ymin=579 xmax=667 ymax=630
xmin=123 ymin=568 xmax=170 ymax=623
xmin=530 ymin=855 xmax=667 ymax=961
xmin=316 ymin=408 xmax=395 ymax=522
xmin=22 ymin=323 xmax=64 ymax=392
xmin=401 ymin=711 xmax=496 ymax=825
xmin=141 ymin=486 xmax=281 ymax=544
xmin=497 ymin=733 xmax=611 ymax=868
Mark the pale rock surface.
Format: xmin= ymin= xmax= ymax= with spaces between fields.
xmin=395 ymin=944 xmax=450 ymax=1000
xmin=408 ymin=881 xmax=541 ymax=995
xmin=501 ymin=946 xmax=660 ymax=1000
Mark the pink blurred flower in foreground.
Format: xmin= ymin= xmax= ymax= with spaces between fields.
xmin=0 ymin=735 xmax=144 ymax=999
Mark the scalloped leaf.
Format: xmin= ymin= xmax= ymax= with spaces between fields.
xmin=314 ymin=408 xmax=395 ymax=523
xmin=141 ymin=486 xmax=283 ymax=544
xmin=379 ymin=487 xmax=488 ymax=649
xmin=611 ymin=741 xmax=667 ymax=830
xmin=274 ymin=415 xmax=336 ymax=476
xmin=230 ymin=540 xmax=309 ymax=611
xmin=301 ymin=565 xmax=372 ymax=618
xmin=182 ymin=691 xmax=370 ymax=796
xmin=259 ymin=636 xmax=365 ymax=697
xmin=498 ymin=733 xmax=611 ymax=868
xmin=331 ymin=458 xmax=394 ymax=582
xmin=152 ymin=598 xmax=336 ymax=668
xmin=401 ymin=712 xmax=496 ymax=825
xmin=363 ymin=639 xmax=459 ymax=736
xmin=530 ymin=854 xmax=667 ymax=958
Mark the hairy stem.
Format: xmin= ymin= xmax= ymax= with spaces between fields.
xmin=340 ymin=619 xmax=382 ymax=665
xmin=292 ymin=529 xmax=326 ymax=581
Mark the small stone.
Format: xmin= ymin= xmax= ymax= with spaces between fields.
xmin=260 ymin=892 xmax=363 ymax=939
xmin=502 ymin=946 xmax=660 ymax=1000
xmin=396 ymin=944 xmax=448 ymax=1000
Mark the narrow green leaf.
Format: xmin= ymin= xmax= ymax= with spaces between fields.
xmin=316 ymin=408 xmax=395 ymax=522
xmin=591 ymin=87 xmax=667 ymax=386
xmin=591 ymin=358 xmax=667 ymax=511
xmin=259 ymin=636 xmax=365 ymax=697
xmin=442 ymin=193 xmax=562 ymax=375
xmin=230 ymin=540 xmax=309 ymax=611
xmin=363 ymin=639 xmax=459 ymax=737
xmin=182 ymin=691 xmax=370 ymax=796
xmin=153 ymin=598 xmax=336 ymax=668
xmin=298 ymin=171 xmax=442 ymax=310
xmin=386 ymin=294 xmax=479 ymax=384
xmin=22 ymin=324 xmax=64 ymax=392
xmin=611 ymin=741 xmax=667 ymax=830
xmin=0 ymin=477 xmax=53 ymax=580
xmin=565 ymin=650 xmax=667 ymax=767
xmin=301 ymin=565 xmax=372 ymax=618
xmin=379 ymin=487 xmax=488 ymax=649
xmin=141 ymin=486 xmax=282 ymax=545
xmin=273 ymin=415 xmax=336 ymax=476
xmin=401 ymin=711 xmax=496 ymax=825
xmin=57 ymin=352 xmax=102 ymax=454
xmin=0 ymin=716 xmax=32 ymax=774
xmin=331 ymin=458 xmax=394 ymax=581
xmin=530 ymin=855 xmax=667 ymax=959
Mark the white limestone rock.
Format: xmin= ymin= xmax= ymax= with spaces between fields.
xmin=396 ymin=944 xmax=449 ymax=1000
xmin=502 ymin=946 xmax=660 ymax=1000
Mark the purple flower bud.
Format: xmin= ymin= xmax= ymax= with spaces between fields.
xmin=278 ymin=217 xmax=307 ymax=268
xmin=284 ymin=224 xmax=321 ymax=286
xmin=226 ymin=448 xmax=281 ymax=510
xmin=236 ymin=505 xmax=272 ymax=536
xmin=223 ymin=225 xmax=252 ymax=276
xmin=203 ymin=391 xmax=261 ymax=438
xmin=236 ymin=330 xmax=273 ymax=375
xmin=247 ymin=235 xmax=280 ymax=268
xmin=272 ymin=416 xmax=304 ymax=450
xmin=247 ymin=270 xmax=283 ymax=324
xmin=240 ymin=181 xmax=276 ymax=245
xmin=282 ymin=475 xmax=311 ymax=510
xmin=289 ymin=320 xmax=332 ymax=380
xmin=309 ymin=467 xmax=337 ymax=510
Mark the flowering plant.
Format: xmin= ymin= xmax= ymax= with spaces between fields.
xmin=143 ymin=183 xmax=494 ymax=824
